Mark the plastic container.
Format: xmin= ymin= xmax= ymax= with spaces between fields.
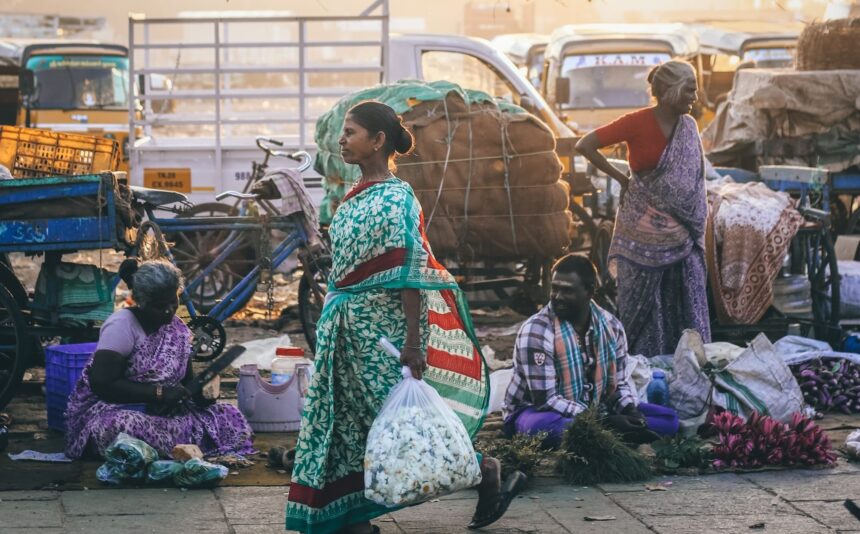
xmin=237 ymin=363 xmax=311 ymax=432
xmin=0 ymin=125 xmax=121 ymax=178
xmin=271 ymin=347 xmax=312 ymax=385
xmin=646 ymin=369 xmax=670 ymax=407
xmin=45 ymin=342 xmax=144 ymax=432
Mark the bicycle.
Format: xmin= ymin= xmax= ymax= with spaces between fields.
xmin=167 ymin=137 xmax=307 ymax=312
xmin=131 ymin=151 xmax=330 ymax=360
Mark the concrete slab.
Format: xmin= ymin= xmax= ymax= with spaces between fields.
xmin=792 ymin=500 xmax=860 ymax=531
xmin=232 ymin=524 xmax=290 ymax=534
xmin=743 ymin=472 xmax=860 ymax=501
xmin=61 ymin=488 xmax=225 ymax=519
xmin=597 ymin=473 xmax=751 ymax=494
xmin=540 ymin=487 xmax=652 ymax=533
xmin=642 ymin=512 xmax=832 ymax=534
xmin=215 ymin=486 xmax=286 ymax=523
xmin=390 ymin=494 xmax=565 ymax=533
xmin=0 ymin=490 xmax=59 ymax=501
xmin=611 ymin=487 xmax=786 ymax=517
xmin=62 ymin=516 xmax=230 ymax=534
xmin=0 ymin=495 xmax=63 ymax=528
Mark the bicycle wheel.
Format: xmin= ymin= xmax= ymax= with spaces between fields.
xmin=168 ymin=203 xmax=258 ymax=313
xmin=0 ymin=284 xmax=27 ymax=410
xmin=298 ymin=255 xmax=330 ymax=353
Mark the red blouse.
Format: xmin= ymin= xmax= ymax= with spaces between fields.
xmin=594 ymin=107 xmax=668 ymax=173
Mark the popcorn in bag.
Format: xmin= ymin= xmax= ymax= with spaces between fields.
xmin=364 ymin=341 xmax=482 ymax=507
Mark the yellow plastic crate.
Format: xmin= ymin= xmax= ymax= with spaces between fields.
xmin=0 ymin=126 xmax=121 ymax=178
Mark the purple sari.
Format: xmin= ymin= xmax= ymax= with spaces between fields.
xmin=609 ymin=115 xmax=711 ymax=357
xmin=64 ymin=315 xmax=254 ymax=459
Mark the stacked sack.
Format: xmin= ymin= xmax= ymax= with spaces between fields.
xmin=314 ymin=80 xmax=571 ymax=261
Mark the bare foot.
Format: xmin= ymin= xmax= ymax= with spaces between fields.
xmin=475 ymin=456 xmax=502 ymax=511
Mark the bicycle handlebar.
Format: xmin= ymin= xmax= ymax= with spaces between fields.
xmin=216 ymin=191 xmax=259 ymax=201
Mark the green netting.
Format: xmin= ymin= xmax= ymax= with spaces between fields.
xmin=313 ymin=79 xmax=527 ymax=224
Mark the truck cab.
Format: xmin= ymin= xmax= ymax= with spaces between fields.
xmin=688 ymin=21 xmax=801 ymax=112
xmin=542 ymin=24 xmax=701 ymax=135
xmin=489 ymin=33 xmax=549 ymax=89
xmin=5 ymin=40 xmax=133 ymax=169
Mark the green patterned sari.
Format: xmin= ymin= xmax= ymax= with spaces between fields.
xmin=285 ymin=178 xmax=489 ymax=533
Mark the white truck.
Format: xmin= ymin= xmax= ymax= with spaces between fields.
xmin=127 ymin=0 xmax=576 ymax=207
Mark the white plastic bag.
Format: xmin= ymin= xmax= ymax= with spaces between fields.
xmin=364 ymin=364 xmax=481 ymax=507
xmin=847 ymin=429 xmax=860 ymax=459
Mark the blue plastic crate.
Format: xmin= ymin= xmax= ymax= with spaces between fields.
xmin=44 ymin=342 xmax=145 ymax=432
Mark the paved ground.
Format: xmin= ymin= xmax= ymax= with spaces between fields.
xmin=3 ymin=463 xmax=860 ymax=534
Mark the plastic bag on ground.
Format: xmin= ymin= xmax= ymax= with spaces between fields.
xmin=847 ymin=429 xmax=860 ymax=459
xmin=147 ymin=460 xmax=185 ymax=484
xmin=364 ymin=367 xmax=482 ymax=507
xmin=96 ymin=432 xmax=159 ymax=485
xmin=173 ymin=458 xmax=229 ymax=488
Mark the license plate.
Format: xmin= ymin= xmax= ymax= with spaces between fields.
xmin=144 ymin=168 xmax=191 ymax=193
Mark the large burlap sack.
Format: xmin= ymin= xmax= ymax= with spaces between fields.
xmin=314 ymin=80 xmax=571 ymax=261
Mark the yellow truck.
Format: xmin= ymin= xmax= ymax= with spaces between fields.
xmin=0 ymin=40 xmax=132 ymax=170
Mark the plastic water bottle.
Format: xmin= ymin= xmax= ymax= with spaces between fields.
xmin=646 ymin=369 xmax=670 ymax=406
xmin=271 ymin=347 xmax=307 ymax=385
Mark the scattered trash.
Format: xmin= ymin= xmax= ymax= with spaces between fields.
xmin=749 ymin=522 xmax=766 ymax=529
xmin=846 ymin=429 xmax=860 ymax=459
xmin=584 ymin=515 xmax=616 ymax=522
xmin=7 ymin=450 xmax=72 ymax=463
xmin=645 ymin=484 xmax=669 ymax=492
xmin=771 ymin=496 xmax=781 ymax=506
xmin=529 ymin=495 xmax=540 ymax=500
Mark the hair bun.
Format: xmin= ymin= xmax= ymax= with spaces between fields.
xmin=394 ymin=124 xmax=414 ymax=155
xmin=118 ymin=258 xmax=140 ymax=289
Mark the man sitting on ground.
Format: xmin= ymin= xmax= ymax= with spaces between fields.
xmin=502 ymin=253 xmax=678 ymax=447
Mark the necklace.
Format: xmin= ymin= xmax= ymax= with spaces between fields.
xmin=359 ymin=171 xmax=394 ymax=185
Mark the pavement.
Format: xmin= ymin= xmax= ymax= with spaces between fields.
xmin=3 ymin=462 xmax=860 ymax=534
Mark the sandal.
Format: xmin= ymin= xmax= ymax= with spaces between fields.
xmin=467 ymin=471 xmax=527 ymax=530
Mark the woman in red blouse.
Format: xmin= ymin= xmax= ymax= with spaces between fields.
xmin=575 ymin=61 xmax=711 ymax=357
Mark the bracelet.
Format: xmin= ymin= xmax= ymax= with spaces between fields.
xmin=155 ymin=385 xmax=163 ymax=401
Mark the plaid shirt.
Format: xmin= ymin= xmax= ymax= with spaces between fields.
xmin=502 ymin=303 xmax=636 ymax=419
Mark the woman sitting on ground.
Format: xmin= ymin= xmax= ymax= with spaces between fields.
xmin=64 ymin=260 xmax=254 ymax=459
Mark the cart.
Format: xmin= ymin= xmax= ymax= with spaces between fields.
xmin=0 ymin=165 xmax=329 ymax=411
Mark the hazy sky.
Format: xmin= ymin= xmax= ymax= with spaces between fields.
xmin=0 ymin=0 xmax=826 ymax=44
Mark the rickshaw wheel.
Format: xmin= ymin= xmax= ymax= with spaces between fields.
xmin=298 ymin=255 xmax=331 ymax=354
xmin=789 ymin=225 xmax=841 ymax=345
xmin=169 ymin=203 xmax=258 ymax=314
xmin=590 ymin=220 xmax=618 ymax=314
xmin=0 ymin=284 xmax=27 ymax=410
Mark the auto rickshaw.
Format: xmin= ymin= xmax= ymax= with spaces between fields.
xmin=541 ymin=23 xmax=702 ymax=136
xmin=688 ymin=20 xmax=802 ymax=119
xmin=490 ymin=33 xmax=549 ymax=89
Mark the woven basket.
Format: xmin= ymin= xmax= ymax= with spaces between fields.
xmin=797 ymin=17 xmax=860 ymax=71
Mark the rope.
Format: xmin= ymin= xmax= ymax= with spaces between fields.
xmin=396 ymin=149 xmax=556 ymax=167
xmin=498 ymin=110 xmax=519 ymax=255
xmin=425 ymin=98 xmax=458 ymax=230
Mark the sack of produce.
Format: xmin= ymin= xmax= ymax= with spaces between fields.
xmin=364 ymin=366 xmax=481 ymax=507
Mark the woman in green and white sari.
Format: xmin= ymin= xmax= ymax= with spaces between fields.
xmin=285 ymin=102 xmax=525 ymax=533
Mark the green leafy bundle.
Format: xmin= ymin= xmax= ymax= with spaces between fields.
xmin=652 ymin=435 xmax=713 ymax=470
xmin=556 ymin=408 xmax=651 ymax=485
xmin=475 ymin=432 xmax=549 ymax=480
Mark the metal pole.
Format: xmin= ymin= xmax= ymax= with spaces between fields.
xmin=214 ymin=20 xmax=223 ymax=193
xmin=128 ymin=17 xmax=136 ymax=184
xmin=298 ymin=20 xmax=306 ymax=149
